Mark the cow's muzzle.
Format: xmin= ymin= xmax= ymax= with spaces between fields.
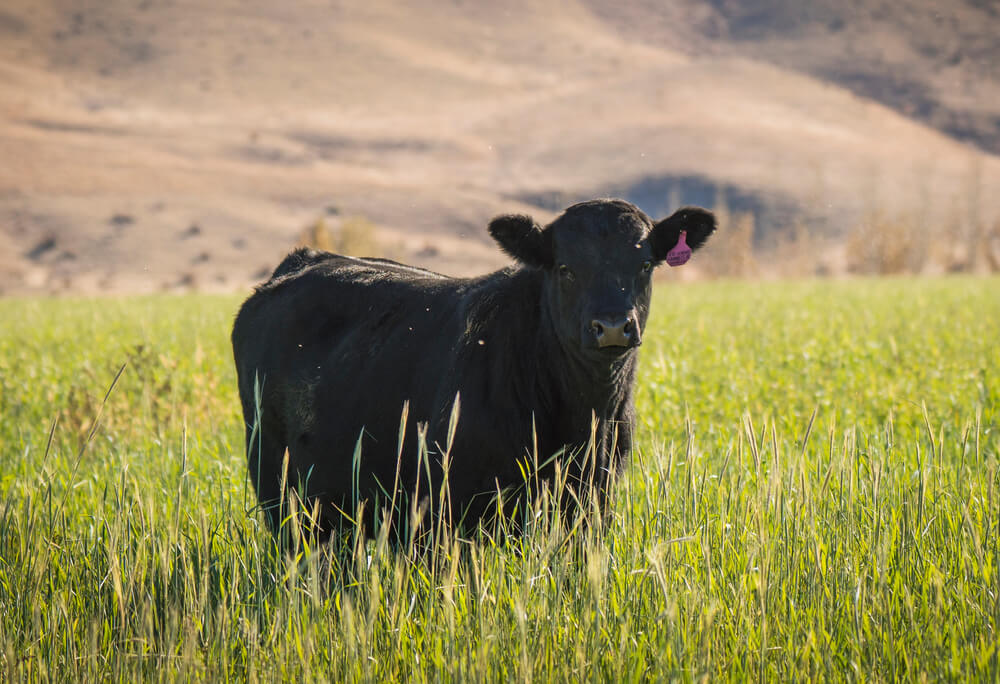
xmin=589 ymin=313 xmax=641 ymax=349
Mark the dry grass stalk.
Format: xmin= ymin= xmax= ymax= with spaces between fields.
xmin=972 ymin=218 xmax=1000 ymax=273
xmin=770 ymin=221 xmax=820 ymax=278
xmin=299 ymin=216 xmax=381 ymax=257
xmin=698 ymin=211 xmax=758 ymax=279
xmin=846 ymin=211 xmax=928 ymax=275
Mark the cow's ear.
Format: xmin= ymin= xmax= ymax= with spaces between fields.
xmin=649 ymin=207 xmax=717 ymax=263
xmin=488 ymin=214 xmax=553 ymax=268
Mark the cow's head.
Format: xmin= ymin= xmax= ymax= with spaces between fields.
xmin=489 ymin=199 xmax=715 ymax=359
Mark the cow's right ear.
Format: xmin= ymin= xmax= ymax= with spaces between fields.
xmin=488 ymin=214 xmax=553 ymax=268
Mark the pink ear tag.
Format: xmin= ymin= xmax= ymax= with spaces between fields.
xmin=665 ymin=230 xmax=691 ymax=267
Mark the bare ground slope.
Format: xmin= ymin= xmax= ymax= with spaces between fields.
xmin=1 ymin=0 xmax=998 ymax=293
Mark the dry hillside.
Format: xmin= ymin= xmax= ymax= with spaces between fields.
xmin=588 ymin=0 xmax=1000 ymax=154
xmin=1 ymin=0 xmax=998 ymax=293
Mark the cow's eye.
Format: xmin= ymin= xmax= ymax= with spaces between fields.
xmin=558 ymin=264 xmax=574 ymax=281
xmin=641 ymin=260 xmax=653 ymax=273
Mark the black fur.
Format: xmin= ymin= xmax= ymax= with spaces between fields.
xmin=232 ymin=199 xmax=715 ymax=542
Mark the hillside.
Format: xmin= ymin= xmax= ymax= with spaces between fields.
xmin=587 ymin=0 xmax=1000 ymax=155
xmin=1 ymin=0 xmax=998 ymax=293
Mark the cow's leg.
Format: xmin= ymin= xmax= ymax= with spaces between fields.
xmin=245 ymin=423 xmax=288 ymax=537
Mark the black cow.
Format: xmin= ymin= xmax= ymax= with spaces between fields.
xmin=232 ymin=199 xmax=715 ymax=543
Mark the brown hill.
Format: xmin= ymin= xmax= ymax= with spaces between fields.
xmin=1 ymin=0 xmax=998 ymax=293
xmin=587 ymin=0 xmax=1000 ymax=154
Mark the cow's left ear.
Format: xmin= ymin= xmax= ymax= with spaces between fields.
xmin=649 ymin=207 xmax=717 ymax=263
xmin=488 ymin=214 xmax=553 ymax=268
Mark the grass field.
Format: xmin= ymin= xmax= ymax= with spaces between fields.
xmin=1 ymin=277 xmax=998 ymax=681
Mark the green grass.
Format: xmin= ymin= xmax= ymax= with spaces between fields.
xmin=1 ymin=277 xmax=998 ymax=681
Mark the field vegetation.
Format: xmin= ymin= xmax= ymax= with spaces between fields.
xmin=0 ymin=277 xmax=998 ymax=680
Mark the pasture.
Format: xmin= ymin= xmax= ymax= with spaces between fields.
xmin=0 ymin=277 xmax=998 ymax=680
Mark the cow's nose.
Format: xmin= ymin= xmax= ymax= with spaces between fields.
xmin=589 ymin=315 xmax=640 ymax=348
